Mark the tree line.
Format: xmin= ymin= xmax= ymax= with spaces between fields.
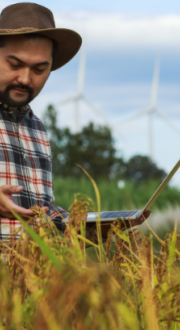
xmin=43 ymin=105 xmax=167 ymax=184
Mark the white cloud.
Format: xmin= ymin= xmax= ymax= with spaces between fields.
xmin=55 ymin=11 xmax=180 ymax=50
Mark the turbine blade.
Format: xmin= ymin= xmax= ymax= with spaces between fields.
xmin=151 ymin=57 xmax=160 ymax=107
xmin=114 ymin=107 xmax=153 ymax=127
xmin=77 ymin=41 xmax=87 ymax=94
xmin=83 ymin=96 xmax=110 ymax=125
xmin=156 ymin=109 xmax=180 ymax=136
xmin=148 ymin=111 xmax=153 ymax=160
xmin=55 ymin=94 xmax=78 ymax=107
xmin=83 ymin=96 xmax=125 ymax=138
xmin=74 ymin=99 xmax=80 ymax=132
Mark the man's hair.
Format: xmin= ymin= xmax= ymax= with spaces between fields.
xmin=0 ymin=33 xmax=58 ymax=64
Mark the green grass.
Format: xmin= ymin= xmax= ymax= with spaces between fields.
xmin=53 ymin=176 xmax=180 ymax=212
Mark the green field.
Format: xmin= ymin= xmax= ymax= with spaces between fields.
xmin=53 ymin=176 xmax=180 ymax=212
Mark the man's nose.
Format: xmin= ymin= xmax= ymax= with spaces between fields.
xmin=17 ymin=67 xmax=31 ymax=86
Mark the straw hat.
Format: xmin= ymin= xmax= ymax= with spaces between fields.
xmin=0 ymin=3 xmax=82 ymax=71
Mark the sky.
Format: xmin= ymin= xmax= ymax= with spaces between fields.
xmin=1 ymin=1 xmax=180 ymax=186
xmin=56 ymin=1 xmax=180 ymax=13
xmin=2 ymin=0 xmax=180 ymax=13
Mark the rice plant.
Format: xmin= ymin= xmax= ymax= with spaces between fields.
xmin=0 ymin=196 xmax=180 ymax=328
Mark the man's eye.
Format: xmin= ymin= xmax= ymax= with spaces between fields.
xmin=9 ymin=62 xmax=19 ymax=68
xmin=35 ymin=68 xmax=45 ymax=73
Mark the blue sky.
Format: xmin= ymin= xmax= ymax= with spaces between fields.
xmin=54 ymin=1 xmax=180 ymax=13
xmin=4 ymin=0 xmax=180 ymax=13
xmin=1 ymin=1 xmax=180 ymax=186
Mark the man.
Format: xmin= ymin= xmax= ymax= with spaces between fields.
xmin=0 ymin=3 xmax=149 ymax=241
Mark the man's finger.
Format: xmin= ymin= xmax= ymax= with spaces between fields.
xmin=143 ymin=210 xmax=151 ymax=219
xmin=4 ymin=199 xmax=35 ymax=217
xmin=40 ymin=206 xmax=49 ymax=213
xmin=0 ymin=185 xmax=23 ymax=194
xmin=138 ymin=210 xmax=151 ymax=222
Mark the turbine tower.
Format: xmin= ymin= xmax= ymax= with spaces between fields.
xmin=54 ymin=42 xmax=109 ymax=132
xmin=116 ymin=58 xmax=180 ymax=160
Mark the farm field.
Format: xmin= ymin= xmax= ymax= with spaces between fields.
xmin=0 ymin=176 xmax=180 ymax=328
xmin=53 ymin=176 xmax=180 ymax=212
xmin=1 ymin=198 xmax=180 ymax=329
xmin=53 ymin=177 xmax=180 ymax=251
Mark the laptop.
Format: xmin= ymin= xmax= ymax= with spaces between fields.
xmin=64 ymin=160 xmax=180 ymax=223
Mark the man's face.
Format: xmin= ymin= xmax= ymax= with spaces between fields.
xmin=0 ymin=35 xmax=53 ymax=107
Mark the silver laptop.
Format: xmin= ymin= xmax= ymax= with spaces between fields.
xmin=64 ymin=160 xmax=180 ymax=223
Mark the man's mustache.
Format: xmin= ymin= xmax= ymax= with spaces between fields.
xmin=6 ymin=84 xmax=33 ymax=94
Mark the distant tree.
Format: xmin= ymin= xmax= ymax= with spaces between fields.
xmin=62 ymin=122 xmax=125 ymax=179
xmin=123 ymin=155 xmax=167 ymax=185
xmin=42 ymin=104 xmax=124 ymax=179
xmin=42 ymin=105 xmax=167 ymax=183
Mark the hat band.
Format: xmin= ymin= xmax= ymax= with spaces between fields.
xmin=0 ymin=27 xmax=40 ymax=34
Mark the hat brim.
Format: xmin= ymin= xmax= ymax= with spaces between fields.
xmin=0 ymin=28 xmax=82 ymax=71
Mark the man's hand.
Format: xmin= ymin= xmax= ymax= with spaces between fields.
xmin=101 ymin=210 xmax=151 ymax=237
xmin=121 ymin=210 xmax=151 ymax=231
xmin=0 ymin=185 xmax=49 ymax=220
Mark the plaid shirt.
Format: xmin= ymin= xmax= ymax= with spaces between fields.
xmin=0 ymin=101 xmax=67 ymax=240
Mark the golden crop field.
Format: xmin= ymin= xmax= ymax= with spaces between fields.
xmin=0 ymin=193 xmax=180 ymax=330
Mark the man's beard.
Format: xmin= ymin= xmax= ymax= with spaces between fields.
xmin=0 ymin=83 xmax=34 ymax=108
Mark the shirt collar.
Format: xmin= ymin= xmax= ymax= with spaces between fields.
xmin=0 ymin=100 xmax=33 ymax=122
xmin=0 ymin=100 xmax=30 ymax=111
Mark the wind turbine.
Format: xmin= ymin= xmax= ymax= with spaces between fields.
xmin=116 ymin=58 xmax=180 ymax=160
xmin=54 ymin=42 xmax=110 ymax=132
